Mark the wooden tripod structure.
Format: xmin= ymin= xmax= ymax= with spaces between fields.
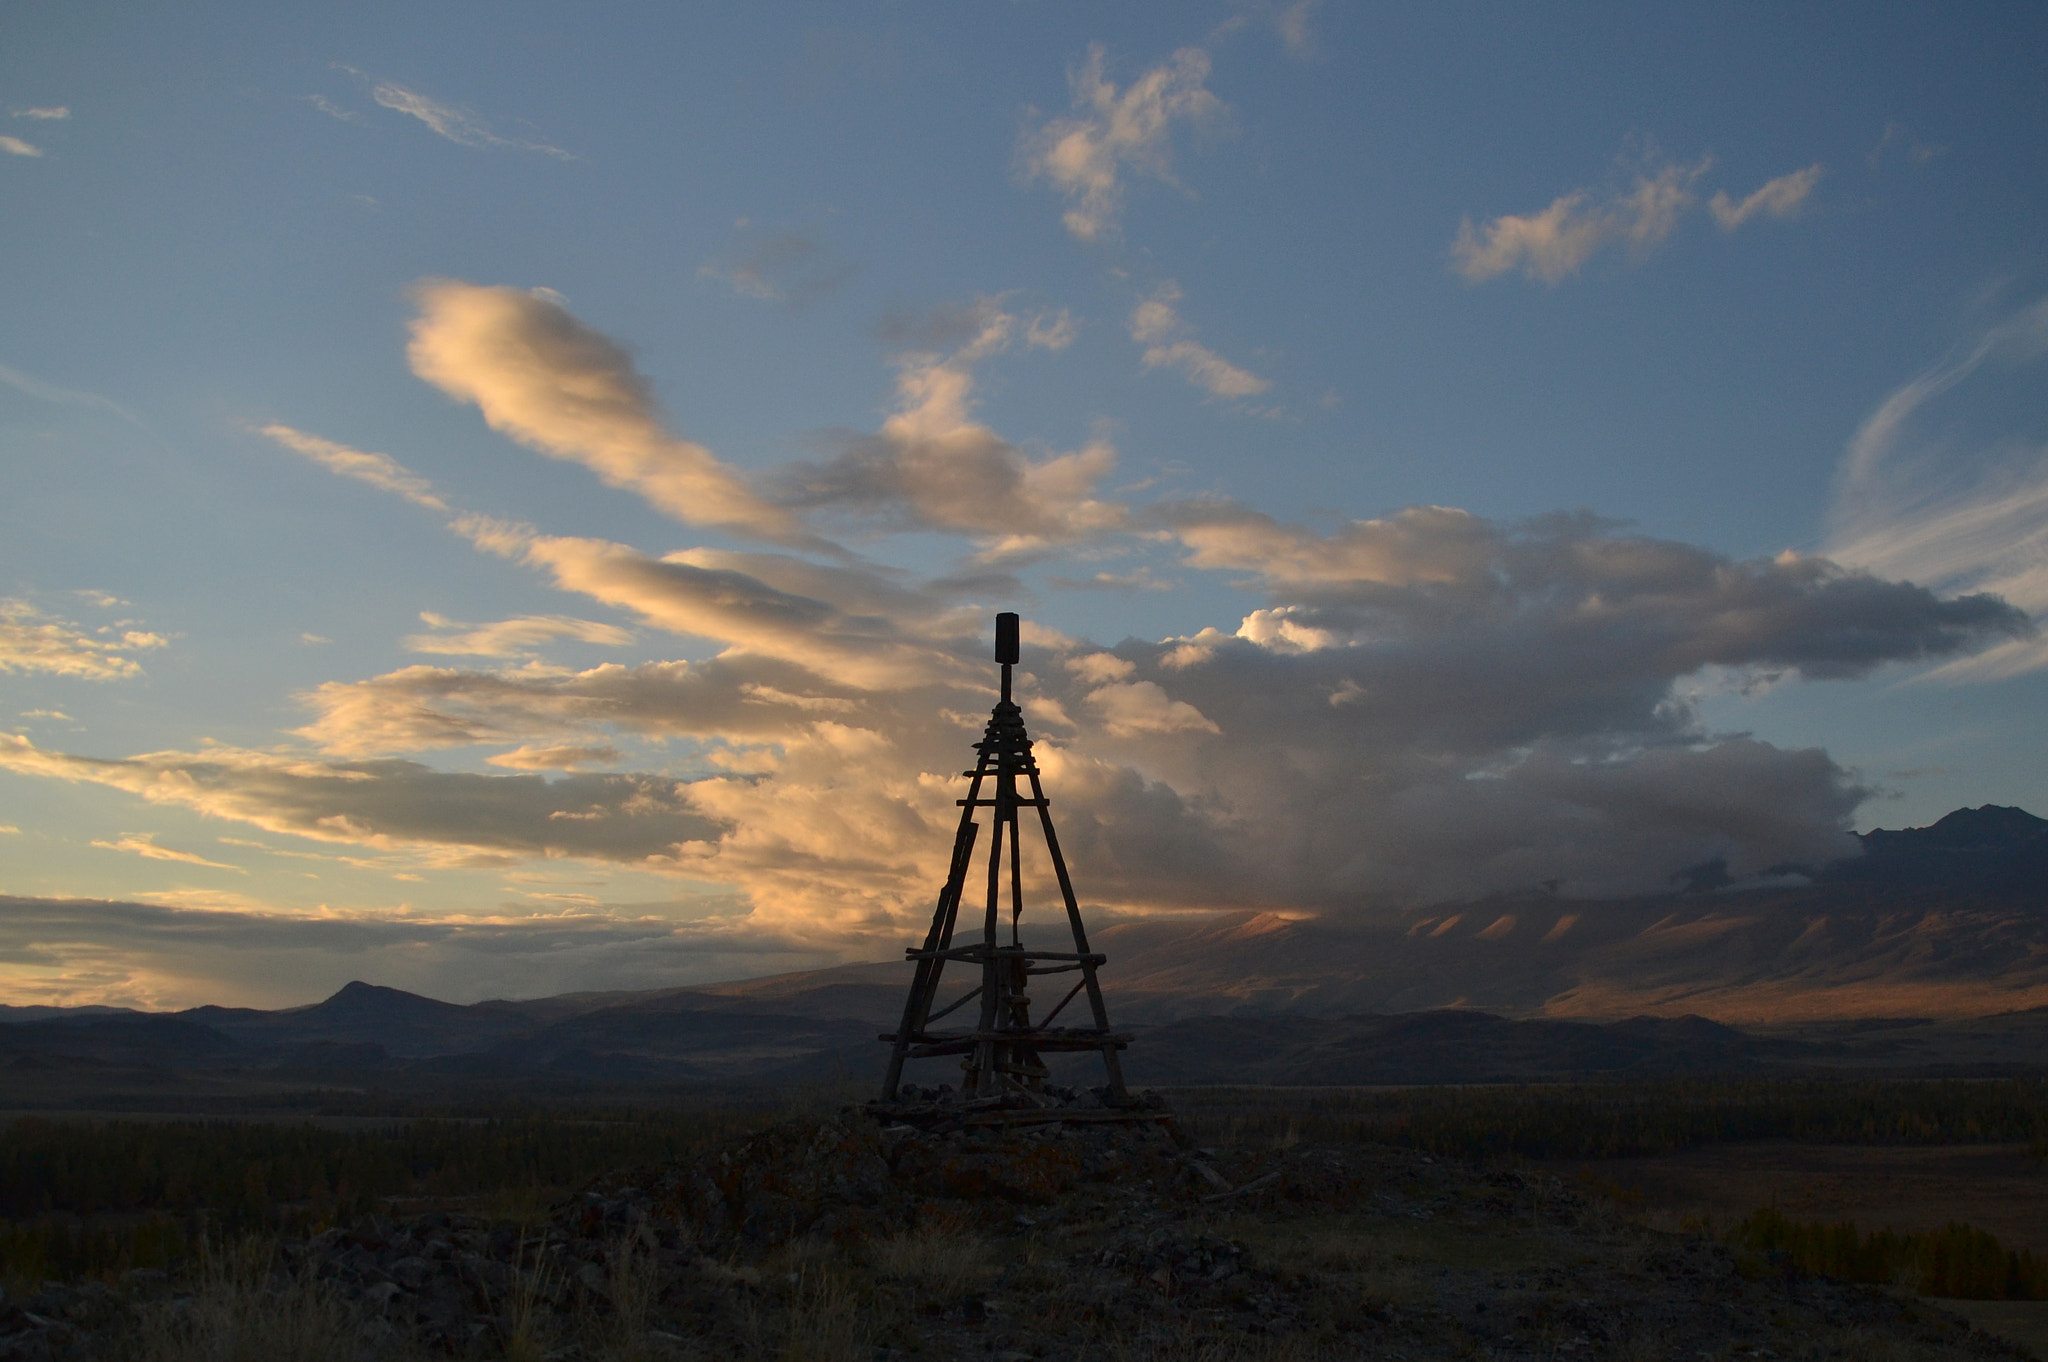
xmin=880 ymin=613 xmax=1131 ymax=1103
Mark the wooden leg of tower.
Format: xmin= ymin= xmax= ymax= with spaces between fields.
xmin=883 ymin=816 xmax=980 ymax=1101
xmin=1077 ymin=958 xmax=1128 ymax=1097
xmin=1099 ymin=1043 xmax=1128 ymax=1096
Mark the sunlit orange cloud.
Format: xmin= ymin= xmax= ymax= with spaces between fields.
xmin=406 ymin=280 xmax=813 ymax=545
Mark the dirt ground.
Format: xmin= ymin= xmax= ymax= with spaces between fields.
xmin=1543 ymin=1142 xmax=2048 ymax=1358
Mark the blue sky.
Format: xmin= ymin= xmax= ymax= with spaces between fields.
xmin=3 ymin=1 xmax=2045 ymax=1008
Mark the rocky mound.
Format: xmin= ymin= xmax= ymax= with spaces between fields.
xmin=0 ymin=1107 xmax=2033 ymax=1361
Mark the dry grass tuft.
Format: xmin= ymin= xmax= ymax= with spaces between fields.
xmin=865 ymin=1227 xmax=996 ymax=1298
xmin=117 ymin=1239 xmax=373 ymax=1362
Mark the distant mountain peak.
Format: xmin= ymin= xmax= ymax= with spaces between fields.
xmin=1920 ymin=804 xmax=2048 ymax=847
xmin=309 ymin=980 xmax=461 ymax=1017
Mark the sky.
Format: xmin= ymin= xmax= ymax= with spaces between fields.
xmin=3 ymin=1 xmax=2046 ymax=1010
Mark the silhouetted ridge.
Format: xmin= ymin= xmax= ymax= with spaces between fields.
xmin=1830 ymin=804 xmax=2048 ymax=895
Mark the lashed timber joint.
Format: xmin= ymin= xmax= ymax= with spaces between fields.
xmin=878 ymin=612 xmax=1132 ymax=1106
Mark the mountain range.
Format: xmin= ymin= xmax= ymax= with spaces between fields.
xmin=2 ymin=805 xmax=2044 ymax=1104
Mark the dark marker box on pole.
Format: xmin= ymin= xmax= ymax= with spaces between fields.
xmin=995 ymin=611 xmax=1020 ymax=664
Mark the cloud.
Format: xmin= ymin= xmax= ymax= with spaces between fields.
xmin=1049 ymin=567 xmax=1176 ymax=592
xmin=0 ymin=363 xmax=145 ymax=426
xmin=1826 ymin=295 xmax=2048 ymax=680
xmin=0 ymin=136 xmax=43 ymax=158
xmin=0 ymin=598 xmax=166 ymax=680
xmin=13 ymin=107 xmax=68 ymax=120
xmin=1869 ymin=121 xmax=1944 ymax=171
xmin=0 ymin=894 xmax=833 ymax=1010
xmin=1276 ymin=0 xmax=1321 ymax=59
xmin=90 ymin=833 xmax=245 ymax=874
xmin=1085 ymin=680 xmax=1221 ymax=737
xmin=7 ymin=272 xmax=2037 ymax=962
xmin=406 ymin=280 xmax=809 ymax=544
xmin=406 ymin=612 xmax=633 ymax=658
xmin=486 ymin=744 xmax=624 ymax=771
xmin=1021 ymin=43 xmax=1223 ymax=241
xmin=699 ymin=229 xmax=858 ymax=307
xmin=1709 ymin=165 xmax=1823 ymax=231
xmin=259 ymin=492 xmax=2023 ymax=944
xmin=360 ymin=76 xmax=572 ymax=159
xmin=259 ymin=424 xmax=448 ymax=510
xmin=1129 ymin=282 xmax=1270 ymax=398
xmin=774 ymin=298 xmax=1128 ymax=552
xmin=1161 ymin=501 xmax=2022 ymax=678
xmin=1025 ymin=309 xmax=1078 ymax=351
xmin=0 ymin=735 xmax=725 ymax=868
xmin=301 ymin=94 xmax=362 ymax=124
xmin=1452 ymin=154 xmax=1712 ymax=284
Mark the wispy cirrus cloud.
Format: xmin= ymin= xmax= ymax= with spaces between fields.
xmin=1710 ymin=164 xmax=1823 ymax=231
xmin=1129 ymin=281 xmax=1270 ymax=398
xmin=259 ymin=424 xmax=447 ymax=510
xmin=12 ymin=107 xmax=68 ymax=120
xmin=0 ymin=363 xmax=146 ymax=426
xmin=91 ymin=833 xmax=245 ymax=874
xmin=1827 ymin=295 xmax=2048 ymax=681
xmin=300 ymin=94 xmax=362 ymax=124
xmin=335 ymin=68 xmax=573 ymax=159
xmin=1021 ymin=43 xmax=1223 ymax=241
xmin=405 ymin=612 xmax=633 ymax=658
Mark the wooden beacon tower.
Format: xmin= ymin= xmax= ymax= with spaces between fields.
xmin=880 ymin=612 xmax=1131 ymax=1104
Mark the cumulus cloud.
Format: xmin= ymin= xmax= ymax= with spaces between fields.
xmin=1827 ymin=295 xmax=2048 ymax=680
xmin=406 ymin=280 xmax=809 ymax=543
xmin=1452 ymin=154 xmax=1712 ymax=284
xmin=259 ymin=424 xmax=447 ymax=510
xmin=774 ymin=298 xmax=1128 ymax=552
xmin=1021 ymin=43 xmax=1222 ymax=240
xmin=1129 ymin=282 xmax=1271 ymax=398
xmin=90 ymin=833 xmax=244 ymax=874
xmin=1709 ymin=164 xmax=1823 ymax=230
xmin=0 ymin=136 xmax=42 ymax=157
xmin=253 ymin=493 xmax=2023 ymax=944
xmin=406 ymin=612 xmax=633 ymax=657
xmin=0 ymin=598 xmax=166 ymax=680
